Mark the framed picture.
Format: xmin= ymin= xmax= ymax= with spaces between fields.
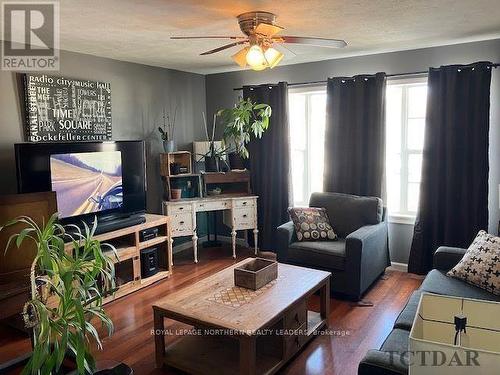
xmin=23 ymin=73 xmax=112 ymax=142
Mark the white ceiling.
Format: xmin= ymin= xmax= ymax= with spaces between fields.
xmin=53 ymin=0 xmax=500 ymax=74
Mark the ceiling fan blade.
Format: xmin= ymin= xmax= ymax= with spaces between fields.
xmin=200 ymin=41 xmax=248 ymax=55
xmin=278 ymin=36 xmax=347 ymax=48
xmin=274 ymin=43 xmax=296 ymax=58
xmin=255 ymin=22 xmax=284 ymax=37
xmin=171 ymin=36 xmax=246 ymax=40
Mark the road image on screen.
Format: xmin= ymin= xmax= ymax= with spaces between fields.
xmin=50 ymin=151 xmax=123 ymax=218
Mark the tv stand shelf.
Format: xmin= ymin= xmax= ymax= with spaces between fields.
xmin=63 ymin=214 xmax=172 ymax=304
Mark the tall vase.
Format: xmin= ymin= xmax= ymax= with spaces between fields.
xmin=163 ymin=140 xmax=175 ymax=153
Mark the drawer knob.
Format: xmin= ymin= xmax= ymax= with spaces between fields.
xmin=180 ymin=221 xmax=185 ymax=225
xmin=200 ymin=204 xmax=204 ymax=207
xmin=242 ymin=201 xmax=247 ymax=205
xmin=243 ymin=214 xmax=247 ymax=218
xmin=179 ymin=207 xmax=184 ymax=210
xmin=294 ymin=313 xmax=300 ymax=324
xmin=294 ymin=336 xmax=300 ymax=347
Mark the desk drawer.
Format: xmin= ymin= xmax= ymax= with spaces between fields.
xmin=233 ymin=198 xmax=256 ymax=208
xmin=233 ymin=207 xmax=256 ymax=229
xmin=171 ymin=213 xmax=193 ymax=235
xmin=166 ymin=203 xmax=192 ymax=214
xmin=196 ymin=200 xmax=231 ymax=211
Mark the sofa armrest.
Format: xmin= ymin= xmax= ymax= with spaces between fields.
xmin=433 ymin=246 xmax=467 ymax=271
xmin=358 ymin=350 xmax=407 ymax=375
xmin=276 ymin=221 xmax=296 ymax=262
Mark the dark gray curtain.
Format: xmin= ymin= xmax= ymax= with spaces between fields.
xmin=323 ymin=72 xmax=386 ymax=197
xmin=408 ymin=62 xmax=492 ymax=274
xmin=243 ymin=82 xmax=291 ymax=251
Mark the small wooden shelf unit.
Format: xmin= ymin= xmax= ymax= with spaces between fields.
xmin=64 ymin=214 xmax=172 ymax=304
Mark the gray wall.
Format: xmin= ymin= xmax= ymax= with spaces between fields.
xmin=206 ymin=39 xmax=500 ymax=264
xmin=0 ymin=48 xmax=206 ymax=214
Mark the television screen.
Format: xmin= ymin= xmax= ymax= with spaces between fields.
xmin=50 ymin=151 xmax=123 ymax=218
xmin=15 ymin=141 xmax=146 ymax=224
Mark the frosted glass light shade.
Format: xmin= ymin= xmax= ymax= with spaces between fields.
xmin=246 ymin=45 xmax=266 ymax=70
xmin=231 ymin=47 xmax=249 ymax=68
xmin=264 ymin=47 xmax=284 ymax=68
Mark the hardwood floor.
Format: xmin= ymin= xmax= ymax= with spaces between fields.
xmin=0 ymin=245 xmax=422 ymax=375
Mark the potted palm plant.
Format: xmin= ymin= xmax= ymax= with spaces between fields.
xmin=1 ymin=214 xmax=129 ymax=375
xmin=219 ymin=98 xmax=272 ymax=169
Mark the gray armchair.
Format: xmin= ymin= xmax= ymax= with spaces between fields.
xmin=276 ymin=192 xmax=390 ymax=300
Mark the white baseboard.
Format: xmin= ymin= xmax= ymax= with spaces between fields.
xmin=173 ymin=235 xmax=248 ymax=254
xmin=389 ymin=262 xmax=408 ymax=272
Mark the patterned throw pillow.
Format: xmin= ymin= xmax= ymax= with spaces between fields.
xmin=288 ymin=207 xmax=337 ymax=241
xmin=447 ymin=230 xmax=500 ymax=295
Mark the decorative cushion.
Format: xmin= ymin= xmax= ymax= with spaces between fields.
xmin=288 ymin=207 xmax=337 ymax=241
xmin=447 ymin=231 xmax=500 ymax=296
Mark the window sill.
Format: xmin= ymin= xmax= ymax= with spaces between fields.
xmin=388 ymin=214 xmax=416 ymax=225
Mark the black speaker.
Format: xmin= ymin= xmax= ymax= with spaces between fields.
xmin=140 ymin=247 xmax=158 ymax=278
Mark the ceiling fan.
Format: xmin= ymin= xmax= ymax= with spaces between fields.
xmin=171 ymin=11 xmax=347 ymax=71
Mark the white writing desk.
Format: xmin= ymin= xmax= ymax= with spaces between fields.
xmin=162 ymin=195 xmax=258 ymax=263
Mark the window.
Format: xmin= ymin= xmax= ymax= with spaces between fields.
xmin=289 ymin=87 xmax=327 ymax=206
xmin=386 ymin=77 xmax=427 ymax=222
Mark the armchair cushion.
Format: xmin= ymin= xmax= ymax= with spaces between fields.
xmin=288 ymin=207 xmax=337 ymax=241
xmin=309 ymin=192 xmax=383 ymax=238
xmin=288 ymin=240 xmax=346 ymax=270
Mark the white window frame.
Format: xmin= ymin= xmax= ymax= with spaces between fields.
xmin=289 ymin=85 xmax=327 ymax=207
xmin=386 ymin=76 xmax=428 ymax=225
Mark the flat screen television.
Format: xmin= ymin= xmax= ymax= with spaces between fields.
xmin=15 ymin=141 xmax=146 ymax=226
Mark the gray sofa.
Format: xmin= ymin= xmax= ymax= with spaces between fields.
xmin=358 ymin=246 xmax=500 ymax=375
xmin=276 ymin=192 xmax=390 ymax=300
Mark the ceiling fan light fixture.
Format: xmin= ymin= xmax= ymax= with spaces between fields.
xmin=246 ymin=44 xmax=267 ymax=70
xmin=174 ymin=12 xmax=347 ymax=72
xmin=264 ymin=47 xmax=284 ymax=69
xmin=231 ymin=47 xmax=249 ymax=68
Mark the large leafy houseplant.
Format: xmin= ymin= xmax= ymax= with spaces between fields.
xmin=1 ymin=214 xmax=117 ymax=375
xmin=220 ymin=98 xmax=272 ymax=160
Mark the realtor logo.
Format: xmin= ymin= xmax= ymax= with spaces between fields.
xmin=2 ymin=1 xmax=60 ymax=70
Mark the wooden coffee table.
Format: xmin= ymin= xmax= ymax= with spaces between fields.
xmin=153 ymin=260 xmax=331 ymax=375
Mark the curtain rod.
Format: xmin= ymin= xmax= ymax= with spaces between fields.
xmin=232 ymin=63 xmax=499 ymax=91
